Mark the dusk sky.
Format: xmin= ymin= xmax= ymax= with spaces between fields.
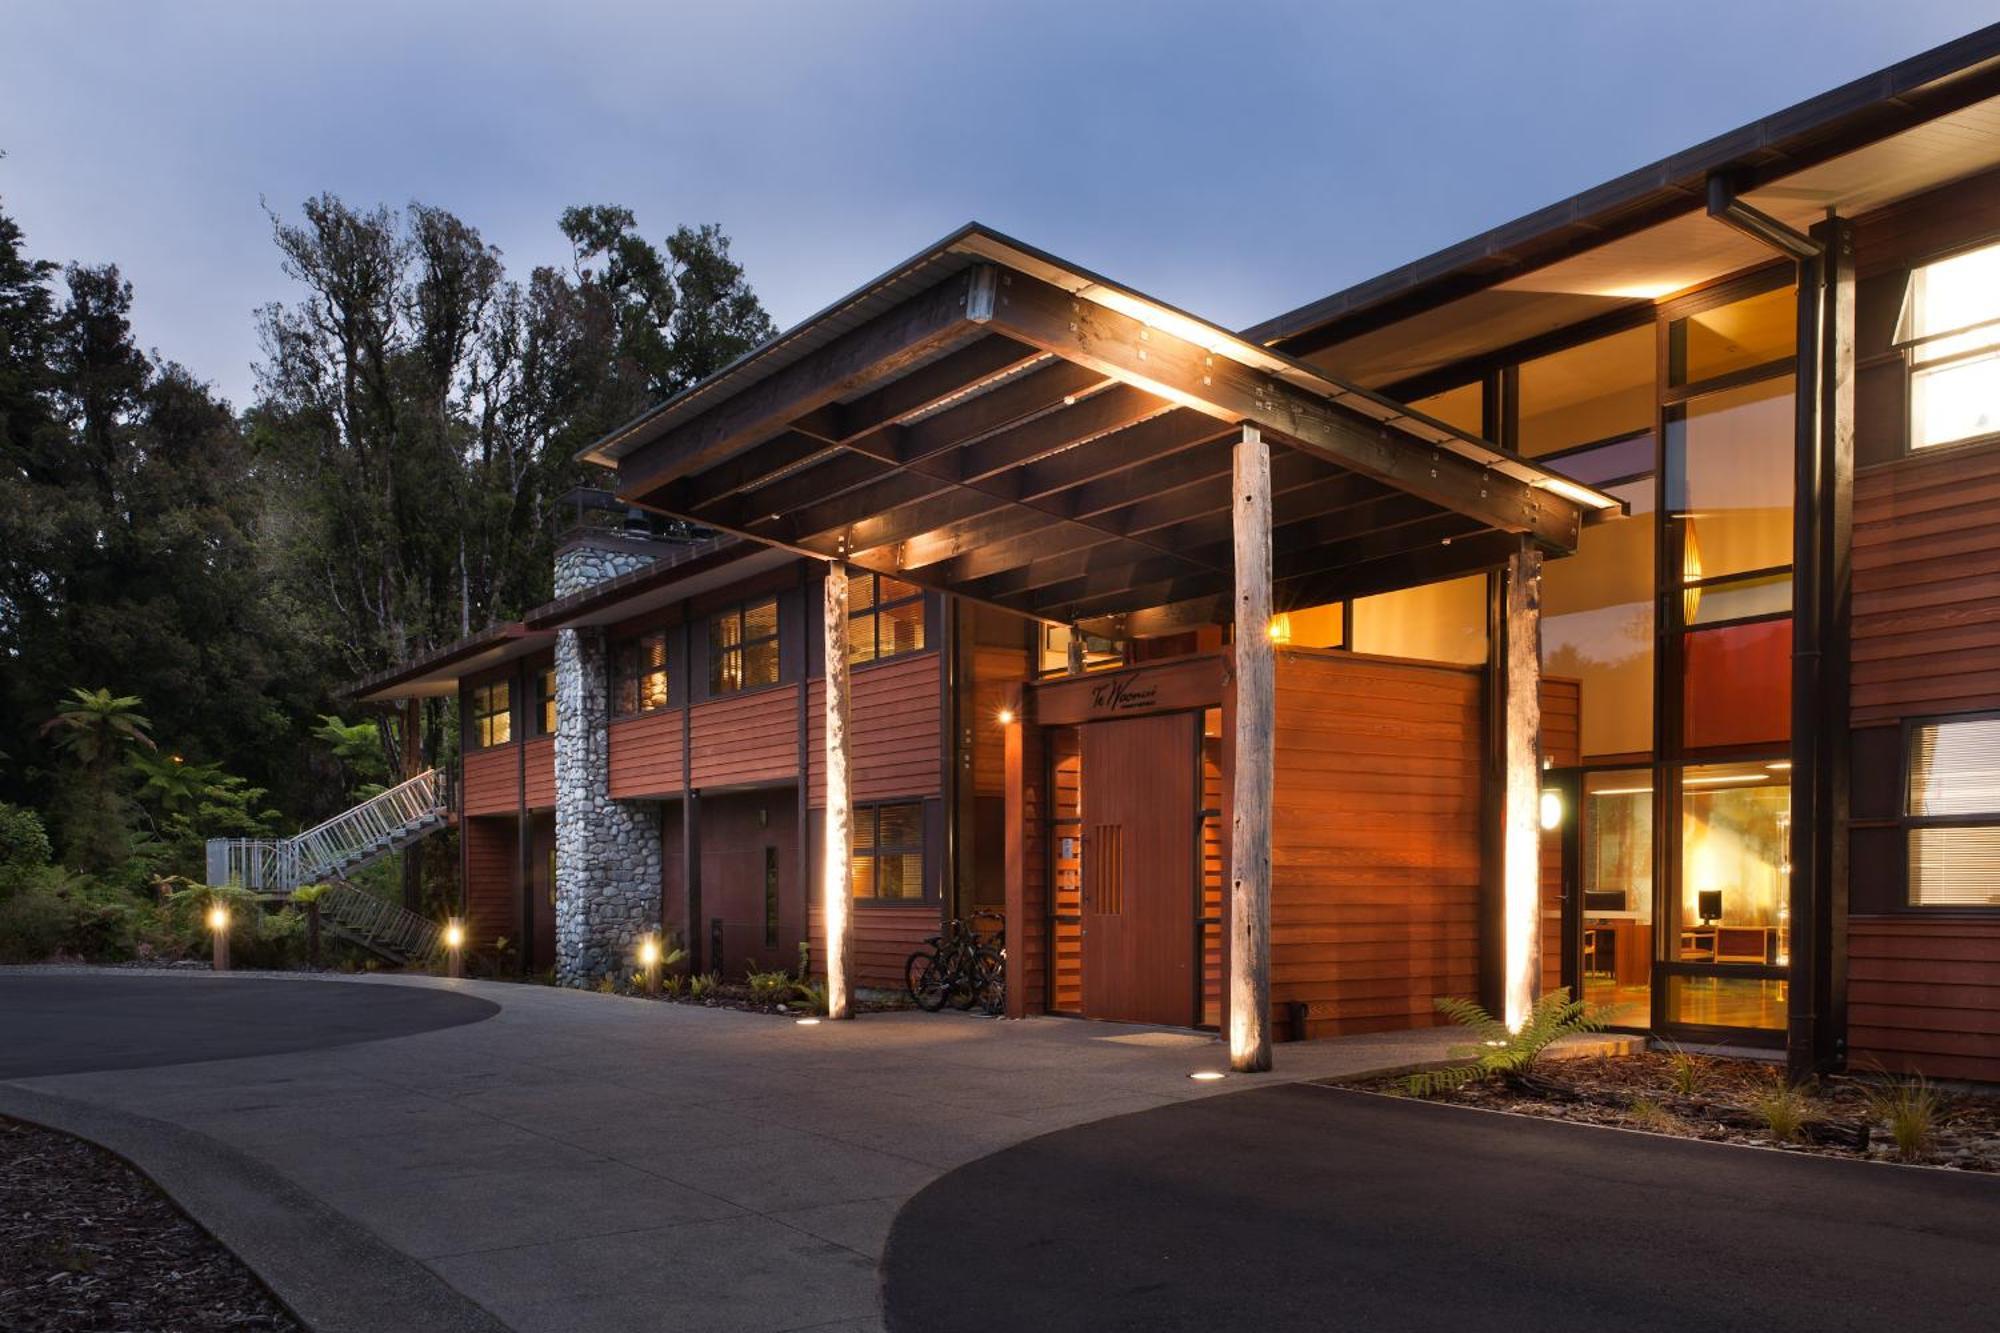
xmin=3 ymin=1 xmax=1993 ymax=409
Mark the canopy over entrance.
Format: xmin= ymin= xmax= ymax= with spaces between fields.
xmin=586 ymin=226 xmax=1619 ymax=635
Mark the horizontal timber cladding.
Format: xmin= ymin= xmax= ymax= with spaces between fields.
xmin=690 ymin=685 xmax=800 ymax=789
xmin=1270 ymin=650 xmax=1483 ymax=1039
xmin=462 ymin=747 xmax=519 ymax=817
xmin=609 ymin=708 xmax=686 ymax=799
xmin=1539 ymin=678 xmax=1580 ymax=997
xmin=524 ymin=737 xmax=555 ymax=811
xmin=1852 ymin=439 xmax=2000 ymax=723
xmin=809 ymin=903 xmax=940 ymax=992
xmin=462 ymin=815 xmax=517 ymax=959
xmin=807 ymin=652 xmax=943 ymax=803
xmin=1848 ymin=917 xmax=2000 ymax=1082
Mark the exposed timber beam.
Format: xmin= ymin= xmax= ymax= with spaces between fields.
xmin=982 ymin=271 xmax=1584 ymax=550
xmin=618 ymin=269 xmax=986 ymax=500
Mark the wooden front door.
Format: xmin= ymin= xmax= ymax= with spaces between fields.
xmin=1080 ymin=712 xmax=1198 ymax=1026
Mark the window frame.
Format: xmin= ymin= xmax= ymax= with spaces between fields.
xmin=849 ymin=799 xmax=930 ymax=905
xmin=1900 ymin=710 xmax=2000 ymax=912
xmin=611 ymin=629 xmax=671 ymax=717
xmin=847 ymin=573 xmax=928 ymax=668
xmin=1896 ymin=234 xmax=2000 ymax=456
xmin=708 ymin=596 xmax=783 ymax=696
xmin=469 ymin=679 xmax=513 ymax=749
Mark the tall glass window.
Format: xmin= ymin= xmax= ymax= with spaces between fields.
xmin=1518 ymin=325 xmax=1653 ymax=458
xmin=1543 ymin=472 xmax=1654 ymax=760
xmin=1580 ymin=768 xmax=1655 ymax=1028
xmin=1349 ymin=574 xmax=1487 ymax=665
xmin=710 ymin=598 xmax=780 ymax=694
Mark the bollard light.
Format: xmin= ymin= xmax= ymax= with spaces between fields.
xmin=639 ymin=934 xmax=662 ymax=995
xmin=207 ymin=902 xmax=230 ymax=972
xmin=443 ymin=920 xmax=465 ymax=978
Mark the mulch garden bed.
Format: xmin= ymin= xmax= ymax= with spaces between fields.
xmin=0 ymin=1117 xmax=299 ymax=1331
xmin=629 ymin=980 xmax=915 ymax=1017
xmin=1347 ymin=1051 xmax=2000 ymax=1171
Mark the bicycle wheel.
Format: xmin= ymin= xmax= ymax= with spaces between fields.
xmin=905 ymin=949 xmax=949 ymax=1012
xmin=968 ymin=946 xmax=1005 ymax=1017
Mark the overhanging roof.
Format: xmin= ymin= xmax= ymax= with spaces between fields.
xmin=592 ymin=225 xmax=1619 ymax=637
xmin=348 ymin=624 xmax=554 ymax=704
xmin=1250 ymin=22 xmax=2000 ymax=377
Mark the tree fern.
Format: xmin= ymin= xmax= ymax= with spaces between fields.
xmin=1408 ymin=988 xmax=1608 ymax=1095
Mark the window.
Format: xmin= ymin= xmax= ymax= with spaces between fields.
xmin=1906 ymin=717 xmax=2000 ymax=908
xmin=1518 ymin=325 xmax=1653 ymax=458
xmin=613 ymin=631 xmax=670 ymax=716
xmin=1543 ymin=477 xmax=1655 ymax=758
xmin=470 ymin=681 xmax=512 ymax=748
xmin=848 ymin=574 xmax=926 ymax=666
xmin=1038 ymin=624 xmax=1122 ymax=674
xmin=533 ymin=667 xmax=557 ymax=736
xmin=1348 ymin=574 xmax=1487 ymax=665
xmin=1897 ymin=240 xmax=2000 ymax=450
xmin=1670 ymin=284 xmax=1795 ymax=386
xmin=710 ymin=597 xmax=780 ymax=694
xmin=852 ymin=801 xmax=925 ymax=902
xmin=1407 ymin=382 xmax=1483 ymax=438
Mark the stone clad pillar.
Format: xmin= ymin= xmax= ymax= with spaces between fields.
xmin=553 ymin=537 xmax=663 ymax=987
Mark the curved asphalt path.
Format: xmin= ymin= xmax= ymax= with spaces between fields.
xmin=0 ymin=972 xmax=499 ymax=1077
xmin=883 ymin=1082 xmax=2000 ymax=1333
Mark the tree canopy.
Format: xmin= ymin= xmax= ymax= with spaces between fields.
xmin=0 ymin=174 xmax=777 ymax=875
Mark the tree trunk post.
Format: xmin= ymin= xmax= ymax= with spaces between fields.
xmin=1229 ymin=425 xmax=1274 ymax=1073
xmin=1502 ymin=541 xmax=1545 ymax=1033
xmin=823 ymin=562 xmax=855 ymax=1020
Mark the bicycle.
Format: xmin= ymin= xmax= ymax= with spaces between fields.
xmin=905 ymin=910 xmax=1005 ymax=1016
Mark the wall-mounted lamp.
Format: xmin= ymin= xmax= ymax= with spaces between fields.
xmin=996 ymin=706 xmax=1016 ymax=726
xmin=1267 ymin=613 xmax=1292 ymax=645
xmin=1539 ymin=789 xmax=1564 ymax=832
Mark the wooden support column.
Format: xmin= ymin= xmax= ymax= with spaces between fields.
xmin=1002 ymin=681 xmax=1027 ymax=1019
xmin=822 ymin=561 xmax=855 ymax=1020
xmin=1228 ymin=425 xmax=1273 ymax=1073
xmin=1501 ymin=541 xmax=1544 ymax=1032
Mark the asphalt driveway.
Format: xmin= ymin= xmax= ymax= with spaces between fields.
xmin=883 ymin=1082 xmax=2000 ymax=1333
xmin=0 ymin=968 xmax=1454 ymax=1332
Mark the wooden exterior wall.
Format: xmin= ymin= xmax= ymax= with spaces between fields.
xmin=608 ymin=708 xmax=685 ymax=799
xmin=1841 ymin=166 xmax=2000 ymax=1083
xmin=462 ymin=746 xmax=518 ymax=817
xmin=462 ymin=815 xmax=516 ymax=956
xmin=1270 ymin=651 xmax=1483 ymax=1039
xmin=524 ymin=737 xmax=556 ymax=811
xmin=690 ymin=686 xmax=800 ymax=790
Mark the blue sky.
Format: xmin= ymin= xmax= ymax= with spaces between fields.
xmin=2 ymin=1 xmax=1992 ymax=409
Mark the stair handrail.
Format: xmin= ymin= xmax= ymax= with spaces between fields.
xmin=205 ymin=768 xmax=445 ymax=895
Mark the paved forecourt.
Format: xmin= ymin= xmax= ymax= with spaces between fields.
xmin=0 ymin=968 xmax=1453 ymax=1333
xmin=884 ymin=1080 xmax=2000 ymax=1333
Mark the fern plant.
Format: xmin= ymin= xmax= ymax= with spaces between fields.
xmin=745 ymin=967 xmax=794 ymax=1003
xmin=1408 ymin=988 xmax=1607 ymax=1095
xmin=689 ymin=971 xmax=719 ymax=999
xmin=792 ymin=979 xmax=829 ymax=1015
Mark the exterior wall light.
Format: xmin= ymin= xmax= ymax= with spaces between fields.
xmin=1539 ymin=789 xmax=1564 ymax=831
xmin=996 ymin=706 xmax=1016 ymax=726
xmin=1267 ymin=613 xmax=1292 ymax=644
xmin=206 ymin=902 xmax=230 ymax=972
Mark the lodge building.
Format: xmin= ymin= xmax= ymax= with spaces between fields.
xmin=354 ymin=26 xmax=2000 ymax=1081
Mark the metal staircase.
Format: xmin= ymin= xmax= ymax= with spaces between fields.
xmin=206 ymin=769 xmax=449 ymax=895
xmin=312 ymin=878 xmax=444 ymax=966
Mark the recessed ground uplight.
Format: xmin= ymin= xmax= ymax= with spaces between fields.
xmin=1189 ymin=1070 xmax=1226 ymax=1082
xmin=796 ymin=1017 xmax=821 ymax=1026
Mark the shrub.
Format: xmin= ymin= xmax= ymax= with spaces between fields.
xmin=1748 ymin=1075 xmax=1817 ymax=1143
xmin=745 ymin=967 xmax=794 ymax=1003
xmin=0 ymin=866 xmax=145 ymax=963
xmin=0 ymin=803 xmax=53 ymax=873
xmin=1408 ymin=989 xmax=1607 ymax=1095
xmin=792 ymin=979 xmax=829 ymax=1015
xmin=1862 ymin=1068 xmax=1947 ymax=1162
xmin=1661 ymin=1041 xmax=1709 ymax=1097
xmin=661 ymin=972 xmax=688 ymax=998
xmin=689 ymin=972 xmax=719 ymax=999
